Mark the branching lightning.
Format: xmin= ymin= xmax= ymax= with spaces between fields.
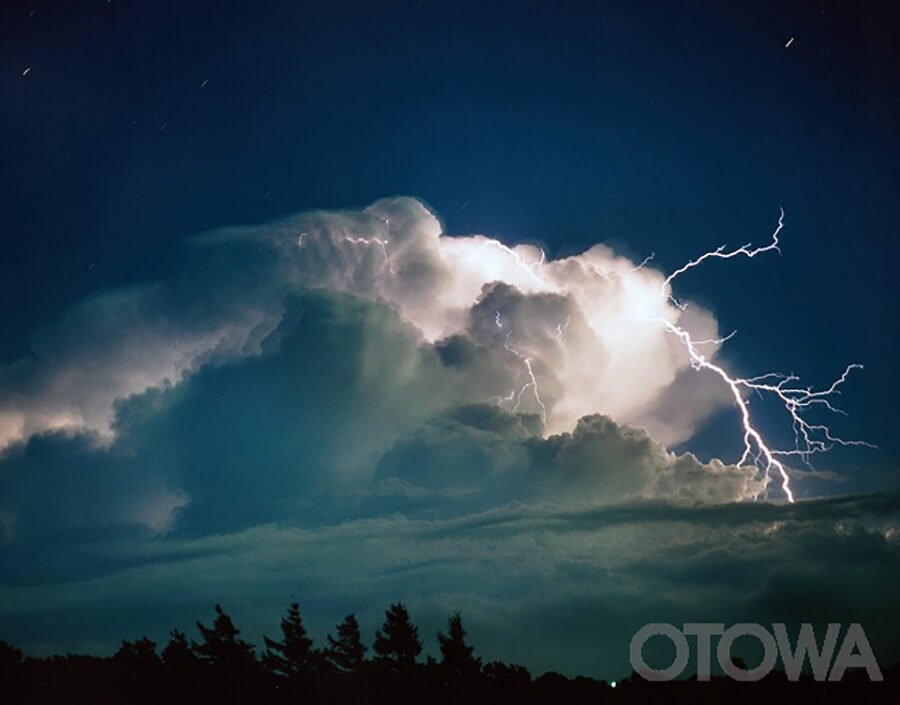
xmin=661 ymin=208 xmax=784 ymax=295
xmin=476 ymin=240 xmax=549 ymax=288
xmin=343 ymin=234 xmax=396 ymax=274
xmin=293 ymin=201 xmax=869 ymax=504
xmin=691 ymin=329 xmax=738 ymax=347
xmin=297 ymin=226 xmax=397 ymax=273
xmin=494 ymin=311 xmax=548 ymax=423
xmin=657 ymin=208 xmax=871 ymax=502
xmin=629 ymin=252 xmax=656 ymax=274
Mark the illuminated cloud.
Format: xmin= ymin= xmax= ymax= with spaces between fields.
xmin=0 ymin=199 xmax=889 ymax=666
xmin=371 ymin=406 xmax=766 ymax=515
xmin=0 ymin=290 xmax=757 ymax=542
xmin=0 ymin=197 xmax=730 ymax=452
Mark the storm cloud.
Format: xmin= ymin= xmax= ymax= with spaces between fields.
xmin=0 ymin=197 xmax=729 ymax=452
xmin=0 ymin=284 xmax=757 ymax=543
xmin=0 ymin=198 xmax=891 ymax=677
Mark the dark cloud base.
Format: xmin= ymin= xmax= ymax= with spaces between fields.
xmin=1 ymin=493 xmax=899 ymax=678
xmin=1 ymin=288 xmax=898 ymax=677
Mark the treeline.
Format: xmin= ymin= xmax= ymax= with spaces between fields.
xmin=0 ymin=601 xmax=606 ymax=704
xmin=1 ymin=601 xmax=898 ymax=704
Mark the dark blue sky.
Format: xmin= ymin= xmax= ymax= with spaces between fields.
xmin=3 ymin=0 xmax=896 ymax=486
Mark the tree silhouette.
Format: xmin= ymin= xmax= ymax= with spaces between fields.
xmin=162 ymin=629 xmax=197 ymax=670
xmin=325 ymin=613 xmax=367 ymax=674
xmin=0 ymin=641 xmax=23 ymax=701
xmin=262 ymin=602 xmax=316 ymax=679
xmin=482 ymin=660 xmax=531 ymax=685
xmin=113 ymin=636 xmax=160 ymax=675
xmin=437 ymin=611 xmax=481 ymax=678
xmin=4 ymin=600 xmax=900 ymax=705
xmin=191 ymin=603 xmax=259 ymax=704
xmin=192 ymin=604 xmax=257 ymax=670
xmin=112 ymin=637 xmax=160 ymax=701
xmin=373 ymin=603 xmax=422 ymax=669
xmin=0 ymin=640 xmax=23 ymax=674
xmin=159 ymin=629 xmax=201 ymax=701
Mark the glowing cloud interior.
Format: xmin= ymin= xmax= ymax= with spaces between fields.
xmin=0 ymin=197 xmax=867 ymax=501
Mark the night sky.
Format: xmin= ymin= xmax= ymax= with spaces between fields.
xmin=1 ymin=0 xmax=899 ymax=680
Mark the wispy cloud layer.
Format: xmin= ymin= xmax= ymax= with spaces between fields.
xmin=2 ymin=494 xmax=898 ymax=676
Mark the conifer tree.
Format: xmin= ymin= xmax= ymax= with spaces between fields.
xmin=437 ymin=611 xmax=481 ymax=677
xmin=160 ymin=628 xmax=203 ymax=702
xmin=0 ymin=641 xmax=22 ymax=673
xmin=192 ymin=604 xmax=257 ymax=671
xmin=373 ymin=603 xmax=422 ymax=669
xmin=325 ymin=613 xmax=367 ymax=673
xmin=0 ymin=641 xmax=23 ymax=693
xmin=114 ymin=637 xmax=160 ymax=674
xmin=262 ymin=602 xmax=316 ymax=679
xmin=162 ymin=629 xmax=197 ymax=670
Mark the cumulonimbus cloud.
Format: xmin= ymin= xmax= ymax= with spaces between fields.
xmin=0 ymin=199 xmax=890 ymax=666
xmin=0 ymin=196 xmax=729 ymax=453
xmin=0 ymin=289 xmax=759 ymax=541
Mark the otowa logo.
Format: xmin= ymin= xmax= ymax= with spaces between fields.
xmin=629 ymin=623 xmax=883 ymax=682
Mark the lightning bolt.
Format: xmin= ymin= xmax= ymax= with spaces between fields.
xmin=476 ymin=240 xmax=550 ymax=288
xmin=343 ymin=235 xmax=395 ymax=274
xmin=300 ymin=205 xmax=867 ymax=503
xmin=555 ymin=315 xmax=571 ymax=344
xmin=494 ymin=311 xmax=548 ymax=424
xmin=629 ymin=252 xmax=656 ymax=275
xmin=297 ymin=225 xmax=395 ymax=274
xmin=658 ymin=208 xmax=871 ymax=502
xmin=654 ymin=210 xmax=783 ymax=310
xmin=660 ymin=209 xmax=784 ymax=300
xmin=691 ymin=329 xmax=738 ymax=347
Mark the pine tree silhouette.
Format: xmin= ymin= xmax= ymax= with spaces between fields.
xmin=436 ymin=611 xmax=481 ymax=678
xmin=111 ymin=637 xmax=161 ymax=704
xmin=162 ymin=629 xmax=197 ymax=670
xmin=0 ymin=640 xmax=23 ymax=674
xmin=262 ymin=602 xmax=316 ymax=679
xmin=1 ymin=610 xmax=899 ymax=705
xmin=325 ymin=613 xmax=367 ymax=674
xmin=0 ymin=641 xmax=23 ymax=701
xmin=161 ymin=629 xmax=201 ymax=701
xmin=113 ymin=637 xmax=160 ymax=675
xmin=373 ymin=603 xmax=422 ymax=669
xmin=192 ymin=604 xmax=257 ymax=669
xmin=192 ymin=605 xmax=259 ymax=702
